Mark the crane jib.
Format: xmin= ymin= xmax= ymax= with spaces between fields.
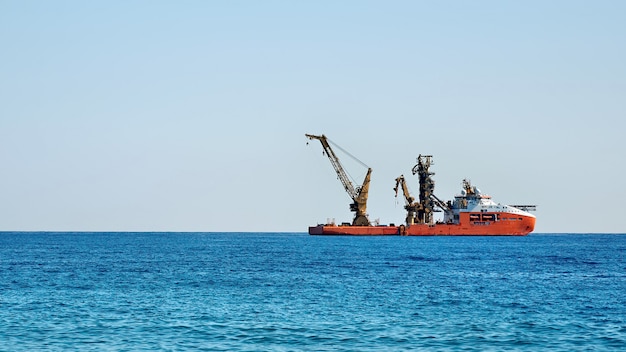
xmin=305 ymin=133 xmax=372 ymax=226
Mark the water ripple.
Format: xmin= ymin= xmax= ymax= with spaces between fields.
xmin=0 ymin=232 xmax=624 ymax=351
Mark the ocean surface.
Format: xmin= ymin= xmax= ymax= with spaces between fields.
xmin=0 ymin=232 xmax=624 ymax=351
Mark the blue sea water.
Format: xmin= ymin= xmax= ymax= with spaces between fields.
xmin=0 ymin=233 xmax=624 ymax=351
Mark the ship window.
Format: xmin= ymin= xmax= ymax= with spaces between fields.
xmin=481 ymin=214 xmax=495 ymax=221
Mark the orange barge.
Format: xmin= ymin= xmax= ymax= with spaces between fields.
xmin=305 ymin=134 xmax=536 ymax=236
xmin=308 ymin=181 xmax=536 ymax=236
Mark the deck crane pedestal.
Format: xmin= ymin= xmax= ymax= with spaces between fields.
xmin=305 ymin=134 xmax=372 ymax=226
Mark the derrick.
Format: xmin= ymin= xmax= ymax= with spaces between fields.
xmin=305 ymin=134 xmax=371 ymax=226
xmin=393 ymin=175 xmax=419 ymax=225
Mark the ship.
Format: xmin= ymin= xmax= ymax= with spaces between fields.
xmin=305 ymin=134 xmax=536 ymax=236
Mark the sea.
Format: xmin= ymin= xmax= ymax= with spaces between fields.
xmin=0 ymin=232 xmax=624 ymax=351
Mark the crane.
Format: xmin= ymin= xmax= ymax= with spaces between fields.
xmin=393 ymin=175 xmax=419 ymax=225
xmin=305 ymin=134 xmax=372 ymax=226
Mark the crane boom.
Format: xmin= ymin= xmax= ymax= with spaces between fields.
xmin=305 ymin=134 xmax=356 ymax=198
xmin=305 ymin=134 xmax=371 ymax=226
xmin=394 ymin=175 xmax=419 ymax=225
xmin=393 ymin=175 xmax=414 ymax=205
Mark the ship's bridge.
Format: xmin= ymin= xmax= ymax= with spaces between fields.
xmin=454 ymin=191 xmax=535 ymax=217
xmin=450 ymin=180 xmax=535 ymax=218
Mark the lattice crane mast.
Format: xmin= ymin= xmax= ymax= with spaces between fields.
xmin=305 ymin=134 xmax=372 ymax=226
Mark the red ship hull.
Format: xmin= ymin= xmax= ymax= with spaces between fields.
xmin=308 ymin=224 xmax=400 ymax=236
xmin=309 ymin=213 xmax=535 ymax=236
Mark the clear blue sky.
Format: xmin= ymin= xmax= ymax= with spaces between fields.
xmin=1 ymin=1 xmax=624 ymax=233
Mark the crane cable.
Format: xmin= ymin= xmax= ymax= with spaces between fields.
xmin=326 ymin=138 xmax=369 ymax=169
xmin=326 ymin=137 xmax=369 ymax=191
